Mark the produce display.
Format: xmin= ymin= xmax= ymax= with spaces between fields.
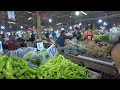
xmin=58 ymin=39 xmax=113 ymax=62
xmin=85 ymin=46 xmax=112 ymax=62
xmin=23 ymin=49 xmax=50 ymax=67
xmin=0 ymin=48 xmax=91 ymax=79
xmin=37 ymin=55 xmax=91 ymax=79
xmin=6 ymin=47 xmax=50 ymax=67
xmin=93 ymin=35 xmax=110 ymax=40
xmin=0 ymin=55 xmax=37 ymax=79
xmin=58 ymin=46 xmax=87 ymax=56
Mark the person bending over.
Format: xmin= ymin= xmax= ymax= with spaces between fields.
xmin=56 ymin=30 xmax=73 ymax=47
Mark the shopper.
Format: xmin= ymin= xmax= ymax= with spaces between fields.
xmin=0 ymin=34 xmax=5 ymax=43
xmin=110 ymin=36 xmax=120 ymax=78
xmin=9 ymin=33 xmax=15 ymax=42
xmin=30 ymin=31 xmax=35 ymax=42
xmin=72 ymin=27 xmax=81 ymax=40
xmin=84 ymin=27 xmax=93 ymax=40
xmin=52 ymin=30 xmax=56 ymax=38
xmin=23 ymin=31 xmax=30 ymax=41
xmin=1 ymin=33 xmax=5 ymax=38
xmin=76 ymin=28 xmax=81 ymax=40
xmin=45 ymin=31 xmax=50 ymax=42
xmin=56 ymin=30 xmax=73 ymax=47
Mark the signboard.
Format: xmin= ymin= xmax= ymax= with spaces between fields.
xmin=47 ymin=44 xmax=58 ymax=58
xmin=0 ymin=41 xmax=3 ymax=52
xmin=37 ymin=42 xmax=44 ymax=50
xmin=7 ymin=11 xmax=15 ymax=21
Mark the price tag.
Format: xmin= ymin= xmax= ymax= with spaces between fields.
xmin=37 ymin=42 xmax=44 ymax=50
xmin=0 ymin=41 xmax=3 ymax=52
xmin=47 ymin=44 xmax=58 ymax=58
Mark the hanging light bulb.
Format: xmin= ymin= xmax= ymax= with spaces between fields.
xmin=61 ymin=28 xmax=64 ymax=30
xmin=20 ymin=26 xmax=23 ymax=29
xmin=103 ymin=22 xmax=107 ymax=25
xmin=69 ymin=26 xmax=72 ymax=29
xmin=75 ymin=11 xmax=80 ymax=16
xmin=1 ymin=26 xmax=5 ymax=30
xmin=98 ymin=19 xmax=102 ymax=23
xmin=49 ymin=19 xmax=52 ymax=22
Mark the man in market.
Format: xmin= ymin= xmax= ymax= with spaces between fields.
xmin=45 ymin=31 xmax=50 ymax=42
xmin=9 ymin=33 xmax=15 ymax=42
xmin=52 ymin=30 xmax=56 ymax=39
xmin=56 ymin=30 xmax=73 ymax=47
xmin=72 ymin=27 xmax=81 ymax=40
xmin=23 ymin=31 xmax=30 ymax=41
xmin=30 ymin=31 xmax=35 ymax=43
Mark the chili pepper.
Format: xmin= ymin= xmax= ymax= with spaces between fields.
xmin=16 ymin=69 xmax=27 ymax=77
xmin=0 ymin=56 xmax=9 ymax=69
xmin=6 ymin=58 xmax=13 ymax=74
xmin=27 ymin=68 xmax=36 ymax=74
xmin=3 ymin=69 xmax=16 ymax=79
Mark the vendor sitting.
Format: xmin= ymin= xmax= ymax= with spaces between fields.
xmin=56 ymin=30 xmax=73 ymax=47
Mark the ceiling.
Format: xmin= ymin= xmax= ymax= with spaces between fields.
xmin=0 ymin=11 xmax=120 ymax=31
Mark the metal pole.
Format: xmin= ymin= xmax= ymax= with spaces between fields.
xmin=36 ymin=11 xmax=42 ymax=40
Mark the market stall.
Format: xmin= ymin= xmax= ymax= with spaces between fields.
xmin=0 ymin=46 xmax=101 ymax=79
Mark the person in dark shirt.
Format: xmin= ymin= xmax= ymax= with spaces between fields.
xmin=30 ymin=31 xmax=35 ymax=42
xmin=52 ymin=30 xmax=56 ymax=38
xmin=73 ymin=27 xmax=81 ymax=40
xmin=1 ymin=33 xmax=5 ymax=38
xmin=45 ymin=31 xmax=50 ymax=42
xmin=56 ymin=30 xmax=73 ymax=47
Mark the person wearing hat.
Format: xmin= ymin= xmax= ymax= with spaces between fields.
xmin=56 ymin=30 xmax=73 ymax=47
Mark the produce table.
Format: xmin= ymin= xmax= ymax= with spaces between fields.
xmin=61 ymin=53 xmax=117 ymax=76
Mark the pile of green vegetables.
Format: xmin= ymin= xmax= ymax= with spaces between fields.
xmin=0 ymin=54 xmax=91 ymax=79
xmin=93 ymin=35 xmax=109 ymax=40
xmin=37 ymin=55 xmax=91 ymax=79
xmin=0 ymin=55 xmax=37 ymax=79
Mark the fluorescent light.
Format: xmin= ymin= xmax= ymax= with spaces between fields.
xmin=61 ymin=28 xmax=64 ymax=30
xmin=49 ymin=19 xmax=52 ymax=22
xmin=98 ymin=19 xmax=102 ymax=23
xmin=81 ymin=11 xmax=87 ymax=15
xmin=75 ymin=11 xmax=80 ymax=16
xmin=27 ymin=11 xmax=32 ymax=14
xmin=28 ymin=17 xmax=32 ymax=20
xmin=69 ymin=26 xmax=72 ymax=29
xmin=8 ymin=21 xmax=16 ymax=24
xmin=20 ymin=26 xmax=23 ymax=29
xmin=56 ymin=23 xmax=62 ymax=25
xmin=79 ymin=23 xmax=82 ymax=26
xmin=1 ymin=26 xmax=5 ymax=29
xmin=103 ymin=22 xmax=107 ymax=25
xmin=88 ymin=24 xmax=90 ymax=26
